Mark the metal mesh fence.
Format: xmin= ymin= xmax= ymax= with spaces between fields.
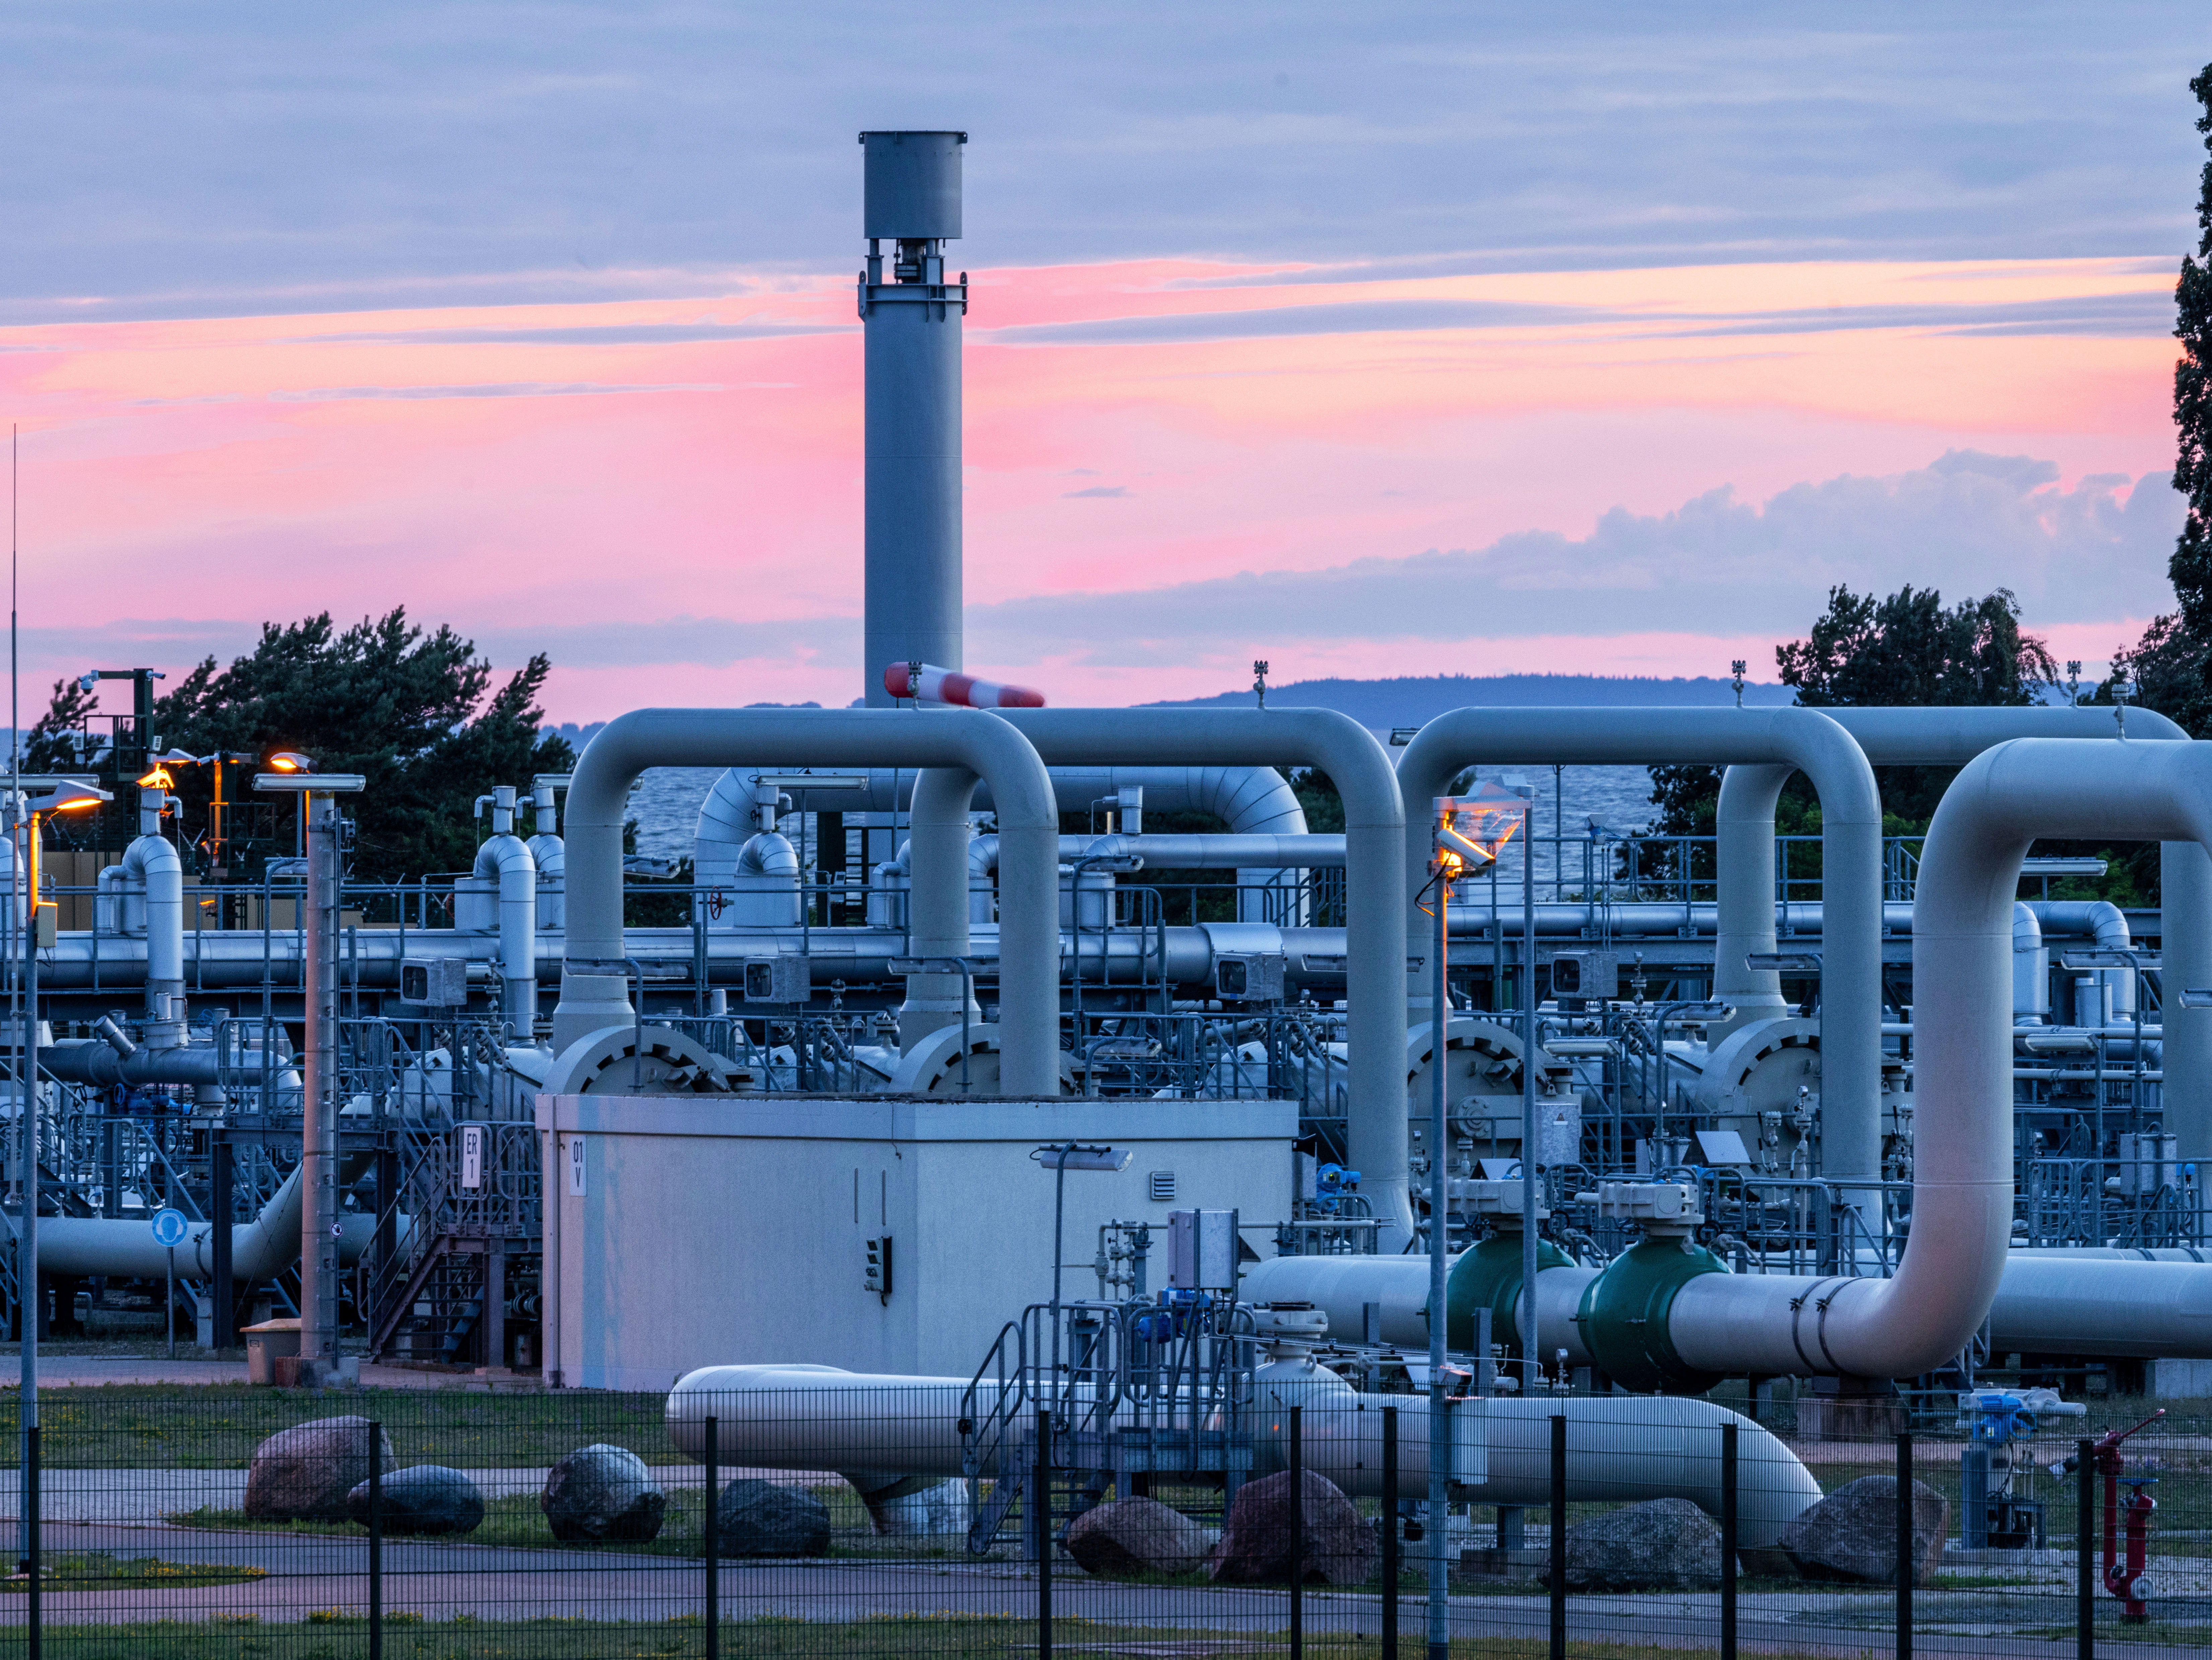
xmin=0 ymin=1383 xmax=2203 ymax=1658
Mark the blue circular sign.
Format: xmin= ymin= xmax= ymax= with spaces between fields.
xmin=149 ymin=1208 xmax=190 ymax=1249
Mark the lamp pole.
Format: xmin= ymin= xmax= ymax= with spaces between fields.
xmin=1518 ymin=781 xmax=1538 ymax=1390
xmin=1426 ymin=843 xmax=1450 ymax=1660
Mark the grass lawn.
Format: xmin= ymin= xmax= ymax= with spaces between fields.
xmin=3 ymin=1552 xmax=267 ymax=1592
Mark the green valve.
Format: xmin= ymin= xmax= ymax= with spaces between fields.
xmin=1443 ymin=1230 xmax=1571 ymax=1356
xmin=1574 ymin=1235 xmax=1728 ymax=1395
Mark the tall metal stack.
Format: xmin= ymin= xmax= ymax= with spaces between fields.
xmin=858 ymin=131 xmax=967 ymax=708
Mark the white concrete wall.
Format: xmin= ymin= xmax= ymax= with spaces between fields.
xmin=536 ymin=1093 xmax=1296 ymax=1392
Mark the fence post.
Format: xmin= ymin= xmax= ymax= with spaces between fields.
xmin=1035 ymin=1407 xmax=1053 ymax=1660
xmin=26 ymin=1421 xmax=38 ymax=1660
xmin=1382 ymin=1404 xmax=1399 ymax=1660
xmin=1550 ymin=1413 xmax=1566 ymax=1660
xmin=705 ymin=1414 xmax=719 ymax=1660
xmin=1895 ymin=1430 xmax=1913 ymax=1660
xmin=2077 ymin=1435 xmax=2093 ymax=1660
xmin=1290 ymin=1404 xmax=1304 ymax=1660
xmin=1721 ymin=1421 xmax=1738 ymax=1660
xmin=367 ymin=1418 xmax=382 ymax=1660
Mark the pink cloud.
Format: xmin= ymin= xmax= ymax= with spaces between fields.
xmin=0 ymin=254 xmax=2180 ymax=721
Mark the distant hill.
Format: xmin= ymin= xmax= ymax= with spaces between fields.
xmin=1142 ymin=673 xmax=1797 ymax=726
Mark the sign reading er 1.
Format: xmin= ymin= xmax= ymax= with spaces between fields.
xmin=460 ymin=1125 xmax=485 ymax=1191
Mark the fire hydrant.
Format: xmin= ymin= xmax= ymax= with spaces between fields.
xmin=2092 ymin=1409 xmax=2164 ymax=1623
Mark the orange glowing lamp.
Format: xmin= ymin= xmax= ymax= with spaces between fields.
xmin=1434 ymin=780 xmax=1529 ymax=870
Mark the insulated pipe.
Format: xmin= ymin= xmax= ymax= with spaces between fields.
xmin=557 ymin=709 xmax=1060 ymax=1094
xmin=1986 ymin=1255 xmax=2212 ymax=1358
xmin=665 ymin=1363 xmax=1820 ymax=1547
xmin=471 ymin=831 xmax=538 ymax=1029
xmin=1670 ymin=736 xmax=2212 ymax=1380
xmin=2028 ymin=899 xmax=2134 ymax=1025
xmin=2013 ymin=904 xmax=2048 ymax=1021
xmin=37 ymin=1164 xmax=305 ymax=1282
xmin=900 ymin=766 xmax=986 ymax=1049
xmin=117 ymin=827 xmax=184 ymax=1031
xmin=970 ymin=833 xmax=1345 ymax=871
xmin=860 ymin=131 xmax=966 ymax=709
xmin=1735 ymin=707 xmax=2204 ymax=1171
xmin=1400 ymin=708 xmax=1884 ymax=1194
xmin=997 ymin=708 xmax=1408 ymax=1237
xmin=695 ymin=763 xmax=1312 ymax=925
xmin=1712 ymin=765 xmax=1793 ymax=1034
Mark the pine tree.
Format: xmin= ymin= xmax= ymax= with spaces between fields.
xmin=2117 ymin=63 xmax=2212 ymax=732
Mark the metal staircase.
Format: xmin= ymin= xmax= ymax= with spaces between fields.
xmin=960 ymin=1292 xmax=1258 ymax=1556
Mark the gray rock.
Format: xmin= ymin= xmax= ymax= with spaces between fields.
xmin=713 ymin=1479 xmax=832 ymax=1557
xmin=1780 ymin=1475 xmax=1949 ymax=1586
xmin=345 ymin=1465 xmax=486 ymax=1536
xmin=541 ymin=1443 xmax=666 ymax=1542
xmin=1538 ymin=1498 xmax=1723 ymax=1592
xmin=244 ymin=1417 xmax=397 ymax=1522
xmin=1209 ymin=1470 xmax=1378 ymax=1586
xmin=1065 ymin=1497 xmax=1216 ymax=1578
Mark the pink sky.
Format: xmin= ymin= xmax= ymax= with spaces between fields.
xmin=0 ymin=252 xmax=2182 ymax=722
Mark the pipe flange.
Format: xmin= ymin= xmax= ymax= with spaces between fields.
xmin=1445 ymin=1230 xmax=1572 ymax=1355
xmin=1573 ymin=1236 xmax=1728 ymax=1394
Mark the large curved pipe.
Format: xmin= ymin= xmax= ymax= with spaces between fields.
xmin=558 ymin=709 xmax=1060 ymax=1095
xmin=1670 ymin=736 xmax=2212 ymax=1380
xmin=997 ymin=709 xmax=1407 ymax=1237
xmin=117 ymin=828 xmax=185 ymax=1034
xmin=1399 ymin=708 xmax=1883 ymax=1193
xmin=471 ymin=832 xmax=538 ymax=1029
xmin=665 ymin=1363 xmax=1820 ymax=1547
xmin=37 ymin=1164 xmax=304 ymax=1282
xmin=1721 ymin=706 xmax=2204 ymax=1169
xmin=900 ymin=767 xmax=987 ymax=1048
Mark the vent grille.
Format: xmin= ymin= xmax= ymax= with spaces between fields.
xmin=1148 ymin=1170 xmax=1177 ymax=1202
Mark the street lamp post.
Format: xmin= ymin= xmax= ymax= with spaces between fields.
xmin=1431 ymin=781 xmax=1532 ymax=1660
xmin=254 ymin=768 xmax=365 ymax=1387
xmin=11 ymin=778 xmax=110 ymax=1571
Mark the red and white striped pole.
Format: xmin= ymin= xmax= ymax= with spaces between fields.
xmin=882 ymin=661 xmax=1047 ymax=710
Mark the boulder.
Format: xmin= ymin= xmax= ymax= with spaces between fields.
xmin=541 ymin=1444 xmax=667 ymax=1542
xmin=1209 ymin=1470 xmax=1378 ymax=1586
xmin=1538 ymin=1498 xmax=1723 ymax=1592
xmin=244 ymin=1417 xmax=397 ymax=1522
xmin=1780 ymin=1475 xmax=1948 ymax=1586
xmin=345 ymin=1465 xmax=486 ymax=1536
xmin=713 ymin=1479 xmax=832 ymax=1557
xmin=1065 ymin=1497 xmax=1216 ymax=1579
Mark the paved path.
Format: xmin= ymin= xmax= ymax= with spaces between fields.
xmin=0 ymin=1353 xmax=540 ymax=1390
xmin=0 ymin=1519 xmax=2195 ymax=1655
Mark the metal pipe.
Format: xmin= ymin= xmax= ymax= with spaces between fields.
xmin=900 ymin=767 xmax=985 ymax=1049
xmin=556 ymin=708 xmax=1060 ymax=1094
xmin=37 ymin=1163 xmax=305 ymax=1281
xmin=1669 ymin=736 xmax=2212 ymax=1379
xmin=117 ymin=825 xmax=184 ymax=1036
xmin=1713 ymin=765 xmax=1793 ymax=1033
xmin=1400 ymin=709 xmax=1883 ymax=1199
xmin=998 ymin=708 xmax=1408 ymax=1237
xmin=471 ymin=825 xmax=538 ymax=1031
xmin=301 ymin=793 xmax=340 ymax=1376
xmin=664 ymin=1363 xmax=1822 ymax=1548
xmin=697 ymin=764 xmax=1313 ymax=924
